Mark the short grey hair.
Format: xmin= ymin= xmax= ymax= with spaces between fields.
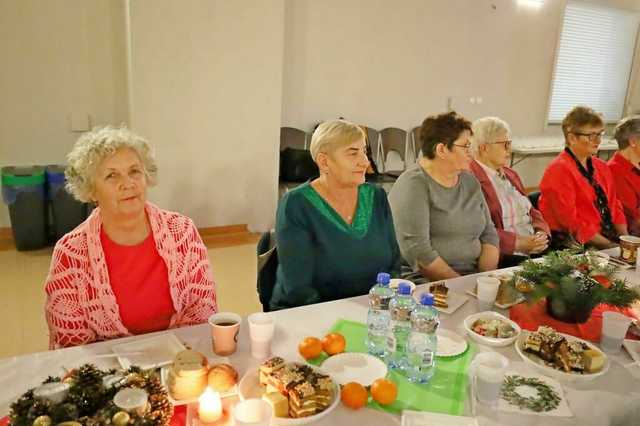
xmin=471 ymin=117 xmax=511 ymax=155
xmin=309 ymin=120 xmax=365 ymax=162
xmin=614 ymin=115 xmax=640 ymax=150
xmin=65 ymin=126 xmax=158 ymax=202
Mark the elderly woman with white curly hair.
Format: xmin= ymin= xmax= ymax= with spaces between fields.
xmin=269 ymin=120 xmax=401 ymax=310
xmin=469 ymin=117 xmax=550 ymax=266
xmin=44 ymin=126 xmax=217 ymax=348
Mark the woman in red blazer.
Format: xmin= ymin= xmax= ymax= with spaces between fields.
xmin=470 ymin=117 xmax=550 ymax=266
xmin=539 ymin=106 xmax=627 ymax=249
xmin=608 ymin=116 xmax=640 ymax=236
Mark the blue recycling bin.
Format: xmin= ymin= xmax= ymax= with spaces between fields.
xmin=1 ymin=166 xmax=47 ymax=250
xmin=45 ymin=165 xmax=87 ymax=241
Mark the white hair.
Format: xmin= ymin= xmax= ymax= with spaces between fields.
xmin=471 ymin=117 xmax=511 ymax=156
xmin=65 ymin=126 xmax=158 ymax=202
xmin=309 ymin=120 xmax=365 ymax=162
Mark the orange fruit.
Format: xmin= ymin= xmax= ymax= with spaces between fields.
xmin=322 ymin=333 xmax=346 ymax=355
xmin=298 ymin=337 xmax=323 ymax=360
xmin=341 ymin=382 xmax=368 ymax=409
xmin=371 ymin=378 xmax=398 ymax=405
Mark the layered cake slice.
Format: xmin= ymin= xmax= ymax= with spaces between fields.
xmin=259 ymin=356 xmax=285 ymax=386
xmin=430 ymin=282 xmax=449 ymax=308
xmin=288 ymin=381 xmax=317 ymax=418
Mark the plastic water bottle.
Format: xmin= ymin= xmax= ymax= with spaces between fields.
xmin=387 ymin=282 xmax=416 ymax=370
xmin=366 ymin=272 xmax=394 ymax=359
xmin=406 ymin=293 xmax=440 ymax=383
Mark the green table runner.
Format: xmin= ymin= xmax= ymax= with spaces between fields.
xmin=310 ymin=319 xmax=474 ymax=416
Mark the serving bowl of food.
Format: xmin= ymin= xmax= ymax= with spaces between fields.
xmin=463 ymin=311 xmax=521 ymax=347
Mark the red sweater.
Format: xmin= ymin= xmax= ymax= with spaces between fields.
xmin=469 ymin=160 xmax=550 ymax=255
xmin=608 ymin=151 xmax=640 ymax=236
xmin=539 ymin=151 xmax=626 ymax=243
xmin=100 ymin=229 xmax=175 ymax=335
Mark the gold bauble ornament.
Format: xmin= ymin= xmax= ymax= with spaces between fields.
xmin=56 ymin=422 xmax=82 ymax=426
xmin=33 ymin=415 xmax=52 ymax=426
xmin=112 ymin=411 xmax=131 ymax=426
xmin=515 ymin=277 xmax=535 ymax=293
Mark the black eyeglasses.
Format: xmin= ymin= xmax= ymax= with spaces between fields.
xmin=572 ymin=131 xmax=605 ymax=142
xmin=489 ymin=140 xmax=512 ymax=149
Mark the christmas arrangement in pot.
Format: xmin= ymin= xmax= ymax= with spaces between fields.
xmin=9 ymin=364 xmax=172 ymax=426
xmin=509 ymin=250 xmax=639 ymax=323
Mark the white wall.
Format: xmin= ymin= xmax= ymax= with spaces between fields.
xmin=0 ymin=0 xmax=128 ymax=227
xmin=281 ymin=0 xmax=640 ymax=186
xmin=129 ymin=0 xmax=284 ymax=231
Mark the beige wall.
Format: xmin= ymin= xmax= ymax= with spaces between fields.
xmin=0 ymin=0 xmax=128 ymax=227
xmin=1 ymin=0 xmax=638 ymax=228
xmin=129 ymin=0 xmax=284 ymax=231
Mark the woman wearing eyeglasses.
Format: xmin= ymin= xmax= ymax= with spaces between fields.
xmin=539 ymin=106 xmax=627 ymax=249
xmin=388 ymin=111 xmax=499 ymax=281
xmin=608 ymin=115 xmax=640 ymax=236
xmin=469 ymin=117 xmax=550 ymax=267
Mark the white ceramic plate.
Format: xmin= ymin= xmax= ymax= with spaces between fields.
xmin=436 ymin=329 xmax=468 ymax=357
xmin=515 ymin=330 xmax=609 ymax=382
xmin=320 ymin=352 xmax=387 ymax=386
xmin=159 ymin=357 xmax=238 ymax=406
xmin=237 ymin=365 xmax=340 ymax=425
xmin=463 ymin=311 xmax=521 ymax=348
xmin=464 ymin=289 xmax=525 ymax=309
xmin=390 ymin=279 xmax=416 ymax=293
xmin=401 ymin=409 xmax=478 ymax=426
xmin=111 ymin=333 xmax=186 ymax=370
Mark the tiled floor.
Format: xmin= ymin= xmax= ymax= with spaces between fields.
xmin=0 ymin=243 xmax=260 ymax=360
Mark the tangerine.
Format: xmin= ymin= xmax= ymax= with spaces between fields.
xmin=322 ymin=333 xmax=346 ymax=355
xmin=341 ymin=382 xmax=368 ymax=409
xmin=298 ymin=336 xmax=323 ymax=360
xmin=371 ymin=378 xmax=398 ymax=405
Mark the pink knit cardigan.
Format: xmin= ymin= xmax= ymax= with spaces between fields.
xmin=44 ymin=202 xmax=217 ymax=349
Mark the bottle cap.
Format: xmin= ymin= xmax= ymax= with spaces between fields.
xmin=420 ymin=293 xmax=434 ymax=306
xmin=376 ymin=272 xmax=391 ymax=285
xmin=397 ymin=282 xmax=412 ymax=295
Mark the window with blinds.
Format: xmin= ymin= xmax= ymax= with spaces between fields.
xmin=547 ymin=1 xmax=640 ymax=123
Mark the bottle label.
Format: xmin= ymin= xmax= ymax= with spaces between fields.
xmin=386 ymin=334 xmax=396 ymax=353
xmin=422 ymin=351 xmax=434 ymax=367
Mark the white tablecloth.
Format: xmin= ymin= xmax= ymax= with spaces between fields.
xmin=2 ymin=267 xmax=639 ymax=426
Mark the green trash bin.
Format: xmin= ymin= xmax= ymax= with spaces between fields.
xmin=1 ymin=166 xmax=47 ymax=250
xmin=46 ymin=165 xmax=88 ymax=241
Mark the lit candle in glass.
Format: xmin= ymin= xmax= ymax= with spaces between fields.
xmin=198 ymin=388 xmax=222 ymax=423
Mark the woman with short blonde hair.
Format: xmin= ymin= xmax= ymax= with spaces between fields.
xmin=270 ymin=120 xmax=400 ymax=310
xmin=45 ymin=126 xmax=217 ymax=348
xmin=470 ymin=117 xmax=550 ymax=267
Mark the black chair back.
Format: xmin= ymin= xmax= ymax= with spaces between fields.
xmin=257 ymin=231 xmax=278 ymax=312
xmin=528 ymin=191 xmax=541 ymax=209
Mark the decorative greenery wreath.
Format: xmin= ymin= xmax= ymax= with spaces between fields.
xmin=9 ymin=364 xmax=172 ymax=426
xmin=501 ymin=375 xmax=561 ymax=412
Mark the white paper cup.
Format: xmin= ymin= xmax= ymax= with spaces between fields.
xmin=601 ymin=312 xmax=632 ymax=353
xmin=233 ymin=399 xmax=273 ymax=426
xmin=248 ymin=312 xmax=275 ymax=359
xmin=477 ymin=276 xmax=500 ymax=310
xmin=469 ymin=352 xmax=509 ymax=407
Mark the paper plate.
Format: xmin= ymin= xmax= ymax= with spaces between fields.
xmin=321 ymin=352 xmax=388 ymax=386
xmin=436 ymin=329 xmax=468 ymax=357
